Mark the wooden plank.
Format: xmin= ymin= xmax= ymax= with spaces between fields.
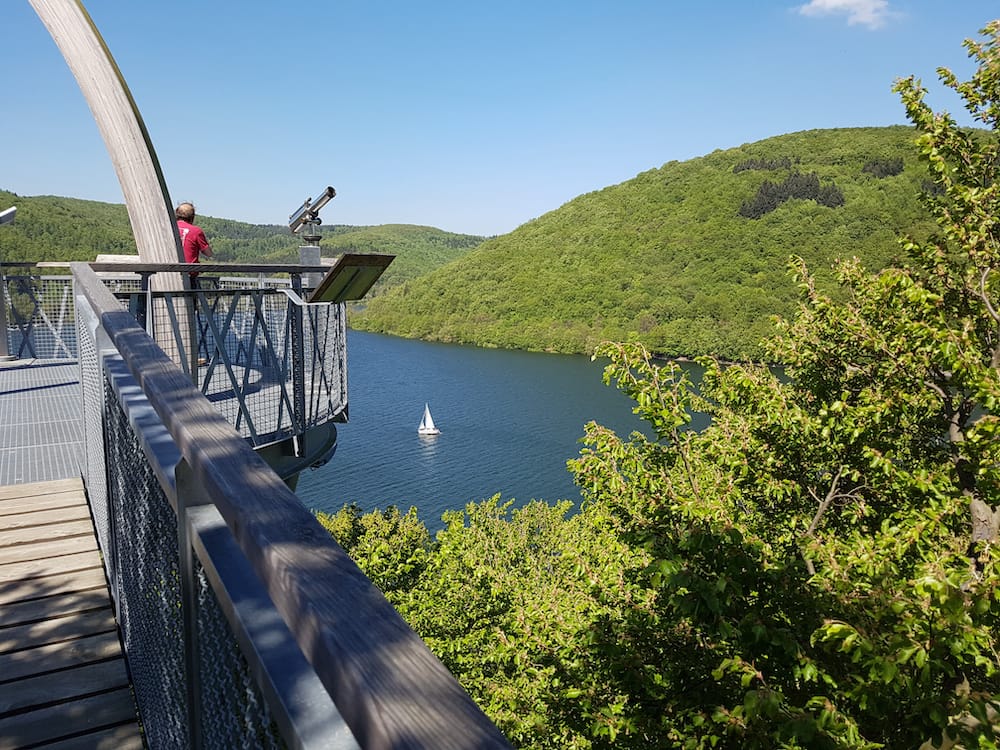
xmin=0 ymin=607 xmax=116 ymax=653
xmin=0 ymin=658 xmax=129 ymax=715
xmin=0 ymin=586 xmax=109 ymax=628
xmin=0 ymin=566 xmax=109 ymax=606
xmin=0 ymin=686 xmax=138 ymax=749
xmin=0 ymin=631 xmax=122 ymax=682
xmin=0 ymin=489 xmax=86 ymax=515
xmin=0 ymin=478 xmax=83 ymax=502
xmin=0 ymin=504 xmax=92 ymax=529
xmin=0 ymin=518 xmax=94 ymax=547
xmin=37 ymin=722 xmax=144 ymax=750
xmin=0 ymin=534 xmax=97 ymax=565
xmin=0 ymin=550 xmax=101 ymax=583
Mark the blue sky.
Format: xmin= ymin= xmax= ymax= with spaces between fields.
xmin=1 ymin=1 xmax=996 ymax=237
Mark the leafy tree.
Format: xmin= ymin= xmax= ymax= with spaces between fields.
xmin=314 ymin=504 xmax=431 ymax=593
xmin=309 ymin=22 xmax=1000 ymax=749
xmin=317 ymin=496 xmax=649 ymax=749
xmin=324 ymin=20 xmax=1000 ymax=750
xmin=568 ymin=20 xmax=1000 ymax=747
xmin=732 ymin=156 xmax=795 ymax=173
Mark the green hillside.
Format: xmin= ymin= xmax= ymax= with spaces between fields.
xmin=352 ymin=126 xmax=940 ymax=360
xmin=0 ymin=190 xmax=482 ymax=294
xmin=0 ymin=191 xmax=136 ymax=261
xmin=268 ymin=224 xmax=486 ymax=298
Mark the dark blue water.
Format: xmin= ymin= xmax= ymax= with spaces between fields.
xmin=295 ymin=331 xmax=663 ymax=528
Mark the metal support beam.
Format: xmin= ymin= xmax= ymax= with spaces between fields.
xmin=28 ymin=0 xmax=185 ymax=291
xmin=0 ymin=207 xmax=15 ymax=361
xmin=290 ymin=273 xmax=306 ymax=450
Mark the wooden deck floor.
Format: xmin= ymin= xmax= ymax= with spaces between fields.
xmin=0 ymin=478 xmax=142 ymax=749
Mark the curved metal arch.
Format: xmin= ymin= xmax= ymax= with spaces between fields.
xmin=29 ymin=0 xmax=184 ymax=271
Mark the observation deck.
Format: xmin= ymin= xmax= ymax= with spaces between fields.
xmin=0 ymin=262 xmax=511 ymax=749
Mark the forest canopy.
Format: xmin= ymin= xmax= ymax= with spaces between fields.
xmin=1 ymin=124 xmax=951 ymax=363
xmin=352 ymin=125 xmax=944 ymax=361
xmin=0 ymin=191 xmax=482 ymax=297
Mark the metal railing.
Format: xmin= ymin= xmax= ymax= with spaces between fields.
xmin=73 ymin=261 xmax=510 ymax=749
xmin=129 ymin=280 xmax=346 ymax=449
xmin=1 ymin=263 xmax=77 ymax=359
xmin=2 ymin=262 xmax=347 ymax=452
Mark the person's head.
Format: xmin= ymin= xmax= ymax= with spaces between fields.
xmin=175 ymin=202 xmax=196 ymax=222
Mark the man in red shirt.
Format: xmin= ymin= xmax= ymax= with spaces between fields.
xmin=175 ymin=202 xmax=212 ymax=286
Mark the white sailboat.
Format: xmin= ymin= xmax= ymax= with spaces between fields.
xmin=418 ymin=403 xmax=440 ymax=436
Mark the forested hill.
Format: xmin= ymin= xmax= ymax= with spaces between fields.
xmin=0 ymin=190 xmax=484 ymax=294
xmin=298 ymin=224 xmax=487 ymax=297
xmin=352 ymin=126 xmax=941 ymax=361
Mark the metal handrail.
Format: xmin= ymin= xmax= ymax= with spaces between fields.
xmin=73 ymin=262 xmax=511 ymax=749
xmin=1 ymin=263 xmax=347 ymax=458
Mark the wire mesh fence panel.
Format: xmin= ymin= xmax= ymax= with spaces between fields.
xmin=70 ymin=261 xmax=506 ymax=750
xmin=104 ymin=379 xmax=189 ymax=750
xmin=216 ymin=274 xmax=293 ymax=291
xmin=4 ymin=275 xmax=77 ymax=358
xmin=77 ymin=304 xmax=109 ymax=561
xmin=138 ymin=287 xmax=347 ymax=447
xmin=2 ymin=272 xmax=142 ymax=360
xmin=92 ymin=336 xmax=331 ymax=749
xmin=196 ymin=564 xmax=286 ymax=750
xmin=103 ymin=378 xmax=289 ymax=749
xmin=5 ymin=269 xmax=346 ymax=448
xmin=302 ymin=301 xmax=348 ymax=429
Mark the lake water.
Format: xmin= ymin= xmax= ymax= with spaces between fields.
xmin=295 ymin=331 xmax=668 ymax=529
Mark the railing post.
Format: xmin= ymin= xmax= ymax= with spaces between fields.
xmin=0 ymin=269 xmax=12 ymax=362
xmin=175 ymin=459 xmax=213 ymax=750
xmin=290 ymin=272 xmax=306 ymax=449
xmin=134 ymin=272 xmax=151 ymax=332
xmin=0 ymin=206 xmax=16 ymax=361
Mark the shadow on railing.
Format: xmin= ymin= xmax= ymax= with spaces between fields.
xmin=73 ymin=261 xmax=511 ymax=749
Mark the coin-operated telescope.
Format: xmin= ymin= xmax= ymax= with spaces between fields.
xmin=288 ymin=186 xmax=336 ymax=245
xmin=285 ymin=185 xmax=394 ymax=303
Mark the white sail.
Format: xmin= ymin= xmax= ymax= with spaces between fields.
xmin=418 ymin=403 xmax=440 ymax=435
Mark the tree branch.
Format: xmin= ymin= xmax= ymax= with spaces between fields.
xmin=977 ymin=266 xmax=1000 ymax=368
xmin=801 ymin=467 xmax=844 ymax=576
xmin=979 ymin=266 xmax=1000 ymax=325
